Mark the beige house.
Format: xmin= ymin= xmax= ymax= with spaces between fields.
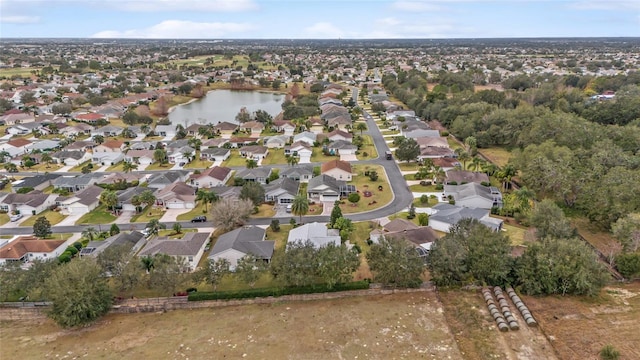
xmin=321 ymin=159 xmax=352 ymax=181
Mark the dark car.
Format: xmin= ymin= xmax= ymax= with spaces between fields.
xmin=191 ymin=215 xmax=207 ymax=223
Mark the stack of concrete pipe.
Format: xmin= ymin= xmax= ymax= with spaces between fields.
xmin=481 ymin=287 xmax=509 ymax=332
xmin=493 ymin=286 xmax=519 ymax=330
xmin=506 ymin=286 xmax=537 ymax=327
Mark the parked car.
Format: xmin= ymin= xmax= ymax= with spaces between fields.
xmin=10 ymin=214 xmax=23 ymax=222
xmin=286 ymin=204 xmax=292 ymax=213
xmin=191 ymin=215 xmax=207 ymax=223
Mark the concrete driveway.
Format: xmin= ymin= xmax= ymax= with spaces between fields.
xmin=114 ymin=210 xmax=136 ymax=224
xmin=160 ymin=208 xmax=190 ymax=222
xmin=56 ymin=214 xmax=83 ymax=226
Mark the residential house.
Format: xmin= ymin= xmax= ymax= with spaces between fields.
xmin=12 ymin=173 xmax=61 ymax=192
xmin=129 ymin=141 xmax=156 ymax=151
xmin=293 ymin=131 xmax=317 ymax=146
xmin=138 ymin=232 xmax=209 ymax=271
xmin=0 ymin=138 xmax=32 ymax=157
xmin=167 ymin=145 xmax=195 ymax=164
xmin=65 ymin=140 xmax=96 ymax=152
xmin=287 ymin=222 xmax=341 ymax=248
xmin=428 ymin=203 xmax=503 ymax=233
xmin=214 ymin=121 xmax=239 ymax=138
xmin=154 ymin=124 xmax=176 ymax=139
xmin=0 ymin=191 xmax=57 ymax=215
xmin=403 ymin=129 xmax=440 ymax=139
xmin=185 ymin=123 xmax=207 ymax=137
xmin=51 ymin=150 xmax=92 ymax=166
xmin=80 ymin=231 xmax=146 ymax=258
xmin=124 ymin=149 xmax=155 ymax=165
xmin=239 ymin=145 xmax=269 ymax=160
xmin=53 ymin=174 xmax=99 ymax=193
xmin=155 ymin=181 xmax=196 ymax=209
xmin=235 ymin=168 xmax=272 ymax=185
xmin=308 ymin=117 xmax=325 ymax=134
xmin=444 ymin=183 xmax=503 ymax=209
xmin=1 ymin=113 xmax=35 ymax=125
xmin=239 ymin=121 xmax=264 ymax=137
xmin=264 ymin=177 xmax=299 ymax=205
xmin=280 ymin=165 xmax=314 ymax=183
xmin=307 ymin=174 xmax=355 ymax=202
xmin=210 ymin=186 xmax=242 ymax=200
xmin=92 ymin=152 xmax=124 ymax=166
xmin=432 ymin=157 xmax=461 ymax=172
xmin=58 ymin=185 xmax=103 ymax=215
xmin=264 ymin=135 xmax=289 ymax=149
xmin=327 ymin=140 xmax=357 ymax=157
xmin=75 ymin=112 xmax=105 ymax=124
xmin=145 ymin=171 xmax=189 ymax=190
xmin=418 ymin=146 xmax=456 ymax=161
xmin=209 ymin=226 xmax=274 ymax=270
xmin=228 ymin=137 xmax=256 ymax=148
xmin=98 ymin=172 xmax=143 ymax=186
xmin=445 ymin=171 xmax=490 ymax=185
xmin=189 ymin=166 xmax=233 ymax=188
xmin=326 ymin=114 xmax=352 ymax=132
xmin=200 ymin=148 xmax=230 ymax=162
xmin=116 ymin=187 xmax=149 ymax=212
xmin=0 ymin=236 xmax=67 ymax=265
xmin=94 ymin=139 xmax=125 ymax=153
xmin=25 ymin=139 xmax=60 ymax=152
xmin=91 ymin=125 xmax=123 ymax=138
xmin=416 ymin=137 xmax=449 ymax=148
xmin=201 ymin=138 xmax=229 ymax=149
xmin=59 ymin=123 xmax=94 ymax=137
xmin=327 ymin=129 xmax=353 ymax=143
xmin=321 ymin=159 xmax=352 ymax=181
xmin=284 ymin=141 xmax=312 ymax=163
xmin=272 ymin=120 xmax=296 ymax=136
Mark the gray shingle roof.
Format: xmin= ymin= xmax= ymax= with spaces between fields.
xmin=139 ymin=232 xmax=209 ymax=257
xmin=209 ymin=226 xmax=274 ymax=260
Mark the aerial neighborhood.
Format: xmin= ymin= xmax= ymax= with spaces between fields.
xmin=0 ymin=37 xmax=639 ymax=359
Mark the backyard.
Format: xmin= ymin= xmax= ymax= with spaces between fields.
xmin=0 ymin=292 xmax=463 ymax=360
xmin=340 ymin=165 xmax=392 ymax=214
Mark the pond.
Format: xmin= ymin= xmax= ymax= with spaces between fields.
xmin=168 ymin=89 xmax=285 ymax=127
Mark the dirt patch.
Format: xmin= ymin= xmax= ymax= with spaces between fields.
xmin=0 ymin=292 xmax=463 ymax=359
xmin=439 ymin=289 xmax=558 ymax=360
xmin=523 ymin=283 xmax=640 ymax=360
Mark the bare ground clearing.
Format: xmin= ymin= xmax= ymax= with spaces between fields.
xmin=0 ymin=292 xmax=462 ymax=360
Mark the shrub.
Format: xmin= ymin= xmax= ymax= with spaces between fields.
xmin=188 ymin=281 xmax=370 ymax=301
xmin=420 ymin=194 xmax=429 ymax=204
xmin=481 ymin=181 xmax=491 ymax=187
xmin=435 ymin=184 xmax=444 ymax=190
xmin=448 ymin=181 xmax=457 ymax=185
xmin=66 ymin=246 xmax=78 ymax=256
xmin=615 ymin=252 xmax=640 ymax=278
xmin=58 ymin=254 xmax=71 ymax=263
xmin=270 ymin=219 xmax=280 ymax=232
xmin=72 ymin=242 xmax=82 ymax=251
xmin=599 ymin=344 xmax=620 ymax=360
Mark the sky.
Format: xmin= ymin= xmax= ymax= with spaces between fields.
xmin=0 ymin=0 xmax=639 ymax=39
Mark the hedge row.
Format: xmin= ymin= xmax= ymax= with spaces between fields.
xmin=188 ymin=281 xmax=370 ymax=301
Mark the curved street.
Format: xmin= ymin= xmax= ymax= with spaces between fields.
xmin=0 ymin=87 xmax=414 ymax=235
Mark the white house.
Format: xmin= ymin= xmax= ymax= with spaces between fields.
xmin=154 ymin=124 xmax=176 ymax=139
xmin=293 ymin=131 xmax=317 ymax=146
xmin=92 ymin=152 xmax=124 ymax=166
xmin=444 ymin=183 xmax=503 ymax=210
xmin=58 ymin=185 xmax=102 ymax=216
xmin=0 ymin=236 xmax=68 ymax=265
xmin=428 ymin=203 xmax=503 ymax=233
xmin=138 ymin=232 xmax=209 ymax=272
xmin=208 ymin=226 xmax=274 ymax=270
xmin=287 ymin=222 xmax=341 ymax=248
xmin=189 ymin=166 xmax=233 ymax=188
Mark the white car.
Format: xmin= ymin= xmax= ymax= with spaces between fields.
xmin=9 ymin=214 xmax=23 ymax=222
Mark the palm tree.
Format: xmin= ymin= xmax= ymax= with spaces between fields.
xmin=496 ymin=164 xmax=517 ymax=190
xmin=291 ymin=195 xmax=309 ymax=224
xmin=468 ymin=157 xmax=484 ymax=172
xmin=355 ymin=122 xmax=367 ymax=135
xmin=153 ymin=148 xmax=167 ymax=165
xmin=141 ymin=124 xmax=150 ymax=135
xmin=482 ymin=163 xmax=499 ymax=177
xmin=139 ymin=190 xmax=156 ymax=209
xmin=246 ymin=159 xmax=258 ymax=169
xmin=514 ymin=186 xmax=534 ymax=213
xmin=41 ymin=153 xmax=53 ymax=169
xmin=122 ymin=161 xmax=138 ymax=173
xmin=82 ymin=226 xmax=98 ymax=241
xmin=455 ymin=148 xmax=471 ymax=170
xmin=196 ymin=189 xmax=219 ymax=212
xmin=100 ymin=190 xmax=118 ymax=213
xmin=433 ymin=166 xmax=446 ymax=184
xmin=286 ymin=155 xmax=299 ymax=167
xmin=141 ymin=256 xmax=155 ymax=273
xmin=145 ymin=219 xmax=165 ymax=236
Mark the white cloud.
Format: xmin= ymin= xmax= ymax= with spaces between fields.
xmin=392 ymin=1 xmax=443 ymax=12
xmin=303 ymin=22 xmax=344 ymax=39
xmin=569 ymin=0 xmax=640 ymax=11
xmin=104 ymin=0 xmax=258 ymax=12
xmin=91 ymin=20 xmax=255 ymax=39
xmin=377 ymin=17 xmax=401 ymax=26
xmin=0 ymin=15 xmax=40 ymax=23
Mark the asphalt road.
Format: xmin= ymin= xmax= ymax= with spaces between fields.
xmin=0 ymin=91 xmax=414 ymax=235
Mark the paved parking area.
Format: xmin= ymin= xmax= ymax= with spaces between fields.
xmin=159 ymin=208 xmax=190 ymax=222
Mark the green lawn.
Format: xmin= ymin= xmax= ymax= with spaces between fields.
xmin=398 ymin=162 xmax=420 ymax=171
xmin=388 ymin=212 xmax=421 ymax=226
xmin=478 ymin=147 xmax=513 ymax=168
xmin=265 ymin=224 xmax=292 ymax=252
xmin=221 ymin=151 xmax=249 ymax=167
xmin=409 ymin=184 xmax=441 ymax=192
xmin=260 ymin=149 xmax=289 ymax=165
xmin=381 ymin=130 xmax=400 ymax=136
xmin=357 ymin=135 xmax=378 ymax=160
xmin=145 ymin=162 xmax=173 ymax=171
xmin=447 ymin=137 xmax=463 ymax=150
xmin=106 ymin=162 xmax=126 ymax=172
xmin=184 ymin=157 xmax=213 ymax=169
xmin=0 ymin=213 xmax=9 ymax=226
xmin=0 ymin=67 xmax=45 ymax=77
xmin=253 ymin=203 xmax=276 ymax=218
xmin=176 ymin=202 xmax=208 ymax=221
xmin=130 ymin=205 xmax=166 ymax=223
xmin=75 ymin=206 xmax=117 ymax=225
xmin=69 ymin=161 xmax=93 ymax=173
xmin=20 ymin=210 xmax=67 ymax=227
xmin=158 ymin=228 xmax=197 ymax=239
xmin=310 ymin=149 xmax=338 ymax=163
xmin=27 ymin=163 xmax=63 ymax=172
xmin=340 ymin=165 xmax=393 ymax=214
xmin=412 ymin=196 xmax=440 ymax=208
xmin=502 ymin=223 xmax=527 ymax=246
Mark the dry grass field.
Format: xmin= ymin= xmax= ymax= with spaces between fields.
xmin=0 ymin=292 xmax=463 ymax=360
